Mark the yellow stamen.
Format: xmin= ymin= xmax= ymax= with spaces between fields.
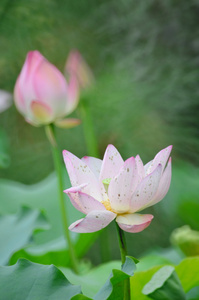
xmin=101 ymin=200 xmax=113 ymax=212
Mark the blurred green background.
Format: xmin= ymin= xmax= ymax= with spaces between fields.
xmin=0 ymin=0 xmax=199 ymax=264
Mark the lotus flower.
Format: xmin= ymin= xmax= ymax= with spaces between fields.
xmin=63 ymin=145 xmax=172 ymax=233
xmin=65 ymin=50 xmax=94 ymax=90
xmin=14 ymin=51 xmax=80 ymax=127
xmin=0 ymin=90 xmax=12 ymax=113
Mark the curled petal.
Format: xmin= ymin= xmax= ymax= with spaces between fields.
xmin=63 ymin=150 xmax=102 ymax=200
xmin=147 ymin=146 xmax=173 ymax=174
xmin=109 ymin=157 xmax=136 ymax=213
xmin=81 ymin=156 xmax=102 ymax=179
xmin=116 ymin=213 xmax=154 ymax=233
xmin=64 ymin=184 xmax=88 ymax=213
xmin=130 ymin=164 xmax=162 ymax=213
xmin=64 ymin=189 xmax=106 ymax=214
xmin=69 ymin=210 xmax=116 ymax=233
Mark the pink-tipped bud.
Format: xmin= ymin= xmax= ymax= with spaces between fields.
xmin=14 ymin=51 xmax=79 ymax=126
xmin=65 ymin=50 xmax=94 ymax=90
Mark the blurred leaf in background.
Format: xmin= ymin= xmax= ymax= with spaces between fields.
xmin=0 ymin=172 xmax=99 ymax=267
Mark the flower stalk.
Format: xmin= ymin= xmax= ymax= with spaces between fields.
xmin=45 ymin=124 xmax=79 ymax=273
xmin=116 ymin=222 xmax=130 ymax=300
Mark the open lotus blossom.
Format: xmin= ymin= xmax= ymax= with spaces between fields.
xmin=14 ymin=51 xmax=80 ymax=127
xmin=63 ymin=145 xmax=172 ymax=233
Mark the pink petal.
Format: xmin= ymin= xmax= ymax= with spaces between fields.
xmin=116 ymin=213 xmax=154 ymax=233
xmin=64 ymin=184 xmax=88 ymax=213
xmin=69 ymin=210 xmax=116 ymax=233
xmin=108 ymin=157 xmax=137 ymax=213
xmin=81 ymin=156 xmax=102 ymax=179
xmin=99 ymin=145 xmax=124 ymax=199
xmin=144 ymin=160 xmax=153 ymax=175
xmin=99 ymin=145 xmax=124 ymax=181
xmin=148 ymin=157 xmax=172 ymax=207
xmin=14 ymin=51 xmax=44 ymax=114
xmin=65 ymin=50 xmax=94 ymax=89
xmin=64 ymin=75 xmax=79 ymax=115
xmin=64 ymin=189 xmax=106 ymax=214
xmin=135 ymin=155 xmax=145 ymax=179
xmin=63 ymin=150 xmax=102 ymax=201
xmin=147 ymin=146 xmax=172 ymax=174
xmin=33 ymin=54 xmax=68 ymax=117
xmin=55 ymin=118 xmax=81 ymax=128
xmin=30 ymin=100 xmax=53 ymax=124
xmin=130 ymin=164 xmax=162 ymax=213
xmin=14 ymin=77 xmax=26 ymax=115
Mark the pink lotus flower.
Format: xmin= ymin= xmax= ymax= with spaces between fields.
xmin=65 ymin=50 xmax=94 ymax=90
xmin=14 ymin=51 xmax=80 ymax=127
xmin=63 ymin=145 xmax=172 ymax=233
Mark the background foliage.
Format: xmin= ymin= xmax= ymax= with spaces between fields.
xmin=0 ymin=0 xmax=199 ymax=265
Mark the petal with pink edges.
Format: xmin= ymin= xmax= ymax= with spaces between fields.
xmin=14 ymin=51 xmax=44 ymax=114
xmin=69 ymin=210 xmax=116 ymax=233
xmin=148 ymin=157 xmax=172 ymax=207
xmin=99 ymin=145 xmax=124 ymax=181
xmin=108 ymin=157 xmax=137 ymax=213
xmin=147 ymin=146 xmax=172 ymax=174
xmin=65 ymin=189 xmax=106 ymax=214
xmin=99 ymin=145 xmax=124 ymax=200
xmin=33 ymin=56 xmax=68 ymax=117
xmin=64 ymin=184 xmax=88 ymax=213
xmin=81 ymin=156 xmax=102 ymax=179
xmin=130 ymin=164 xmax=162 ymax=213
xmin=31 ymin=100 xmax=53 ymax=124
xmin=63 ymin=150 xmax=102 ymax=200
xmin=116 ymin=213 xmax=154 ymax=233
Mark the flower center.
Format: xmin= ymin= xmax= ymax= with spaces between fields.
xmin=101 ymin=200 xmax=113 ymax=212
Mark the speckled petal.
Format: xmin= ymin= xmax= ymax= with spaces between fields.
xmin=99 ymin=145 xmax=124 ymax=200
xmin=64 ymin=184 xmax=88 ymax=213
xmin=63 ymin=150 xmax=102 ymax=200
xmin=81 ymin=156 xmax=102 ymax=179
xmin=108 ymin=157 xmax=136 ymax=213
xmin=135 ymin=155 xmax=145 ymax=179
xmin=148 ymin=157 xmax=172 ymax=207
xmin=69 ymin=210 xmax=116 ymax=233
xmin=99 ymin=144 xmax=124 ymax=181
xmin=116 ymin=213 xmax=154 ymax=233
xmin=130 ymin=164 xmax=162 ymax=213
xmin=64 ymin=189 xmax=106 ymax=214
xmin=146 ymin=146 xmax=172 ymax=174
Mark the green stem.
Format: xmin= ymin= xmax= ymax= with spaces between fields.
xmin=116 ymin=222 xmax=130 ymax=300
xmin=45 ymin=124 xmax=79 ymax=273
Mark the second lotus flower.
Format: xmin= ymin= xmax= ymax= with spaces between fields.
xmin=14 ymin=51 xmax=80 ymax=127
xmin=63 ymin=145 xmax=172 ymax=233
